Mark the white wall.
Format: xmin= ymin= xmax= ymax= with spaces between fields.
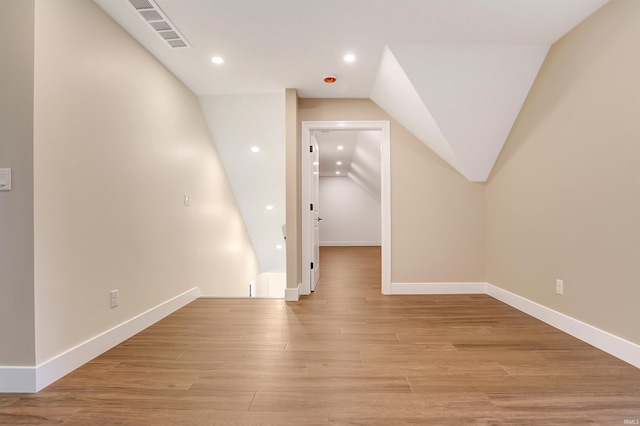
xmin=199 ymin=94 xmax=286 ymax=273
xmin=319 ymin=176 xmax=381 ymax=246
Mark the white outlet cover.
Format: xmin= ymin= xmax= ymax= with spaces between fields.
xmin=0 ymin=168 xmax=11 ymax=191
xmin=110 ymin=289 xmax=119 ymax=308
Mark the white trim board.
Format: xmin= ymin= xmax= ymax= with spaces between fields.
xmin=284 ymin=284 xmax=301 ymax=301
xmin=0 ymin=287 xmax=202 ymax=393
xmin=390 ymin=281 xmax=640 ymax=369
xmin=485 ymin=283 xmax=640 ymax=369
xmin=319 ymin=242 xmax=381 ymax=247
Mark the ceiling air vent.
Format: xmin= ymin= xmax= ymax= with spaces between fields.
xmin=127 ymin=0 xmax=191 ymax=48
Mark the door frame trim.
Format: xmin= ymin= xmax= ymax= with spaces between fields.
xmin=300 ymin=121 xmax=391 ymax=295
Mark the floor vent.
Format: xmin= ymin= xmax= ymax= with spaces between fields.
xmin=127 ymin=0 xmax=191 ymax=48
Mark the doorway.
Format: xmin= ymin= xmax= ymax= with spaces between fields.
xmin=301 ymin=121 xmax=391 ymax=295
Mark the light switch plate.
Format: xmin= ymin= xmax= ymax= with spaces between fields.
xmin=0 ymin=168 xmax=11 ymax=191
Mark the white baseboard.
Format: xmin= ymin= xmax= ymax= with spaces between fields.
xmin=390 ymin=282 xmax=486 ymax=295
xmin=486 ymin=283 xmax=640 ymax=369
xmin=389 ymin=281 xmax=640 ymax=369
xmin=0 ymin=287 xmax=202 ymax=393
xmin=284 ymin=284 xmax=301 ymax=301
xmin=0 ymin=367 xmax=36 ymax=393
xmin=319 ymin=241 xmax=381 ymax=247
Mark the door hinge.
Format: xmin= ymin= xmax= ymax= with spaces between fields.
xmin=310 ymin=262 xmax=314 ymax=269
xmin=309 ymin=145 xmax=313 ymax=152
xmin=310 ymin=203 xmax=313 ymax=211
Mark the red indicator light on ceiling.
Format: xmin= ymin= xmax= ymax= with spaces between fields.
xmin=324 ymin=76 xmax=337 ymax=83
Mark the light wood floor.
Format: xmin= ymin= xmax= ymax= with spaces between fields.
xmin=1 ymin=246 xmax=639 ymax=425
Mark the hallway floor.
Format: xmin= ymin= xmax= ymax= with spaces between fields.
xmin=1 ymin=246 xmax=639 ymax=424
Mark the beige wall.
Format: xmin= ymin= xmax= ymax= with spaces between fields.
xmin=285 ymin=89 xmax=300 ymax=289
xmin=0 ymin=0 xmax=36 ymax=366
xmin=486 ymin=0 xmax=640 ymax=345
xmin=32 ymin=0 xmax=259 ymax=364
xmin=299 ymin=99 xmax=486 ymax=284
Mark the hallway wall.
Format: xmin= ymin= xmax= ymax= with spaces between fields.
xmin=299 ymin=99 xmax=486 ymax=284
xmin=319 ymin=176 xmax=381 ymax=246
xmin=0 ymin=0 xmax=36 ymax=367
xmin=32 ymin=0 xmax=259 ymax=365
xmin=486 ymin=0 xmax=640 ymax=345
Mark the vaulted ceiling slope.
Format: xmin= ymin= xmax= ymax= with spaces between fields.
xmin=371 ymin=43 xmax=549 ymax=182
xmin=94 ymin=0 xmax=609 ymax=182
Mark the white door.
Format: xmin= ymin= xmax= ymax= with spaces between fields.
xmin=310 ymin=137 xmax=320 ymax=291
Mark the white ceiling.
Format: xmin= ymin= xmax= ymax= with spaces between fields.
xmin=314 ymin=130 xmax=382 ymax=202
xmin=95 ymin=0 xmax=609 ymax=181
xmin=314 ymin=131 xmax=358 ymax=177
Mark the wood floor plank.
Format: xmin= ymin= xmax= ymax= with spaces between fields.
xmin=0 ymin=407 xmax=80 ymax=425
xmin=113 ymin=360 xmax=309 ymax=376
xmin=45 ymin=370 xmax=200 ymax=391
xmin=177 ymin=349 xmax=361 ymax=363
xmin=1 ymin=246 xmax=638 ymax=425
xmin=287 ymin=341 xmax=456 ymax=353
xmin=9 ymin=389 xmax=255 ymax=411
xmin=306 ymin=362 xmax=508 ymax=378
xmin=98 ymin=346 xmax=187 ymax=361
xmin=499 ymin=360 xmax=640 ymax=377
xmin=327 ymin=410 xmax=596 ymax=425
xmin=359 ymin=349 xmax=547 ymax=363
xmin=190 ymin=375 xmax=412 ymax=393
xmin=250 ymin=391 xmax=494 ymax=413
xmin=0 ymin=397 xmax=20 ymax=408
xmin=64 ymin=408 xmax=324 ymax=426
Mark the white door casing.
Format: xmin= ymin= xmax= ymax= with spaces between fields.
xmin=301 ymin=121 xmax=391 ymax=296
xmin=311 ymin=135 xmax=320 ymax=291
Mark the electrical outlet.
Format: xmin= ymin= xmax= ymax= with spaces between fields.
xmin=556 ymin=279 xmax=564 ymax=295
xmin=184 ymin=194 xmax=190 ymax=206
xmin=110 ymin=289 xmax=119 ymax=308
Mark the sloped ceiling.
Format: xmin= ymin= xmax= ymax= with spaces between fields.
xmin=314 ymin=130 xmax=382 ymax=203
xmin=372 ymin=43 xmax=549 ymax=181
xmin=94 ymin=0 xmax=609 ymax=182
xmin=199 ymin=94 xmax=286 ymax=273
xmin=93 ymin=0 xmax=610 ymax=275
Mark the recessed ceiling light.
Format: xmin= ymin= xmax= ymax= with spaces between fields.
xmin=337 ymin=146 xmax=344 ymax=150
xmin=266 ymin=205 xmax=274 ymax=211
xmin=211 ymin=56 xmax=224 ymax=64
xmin=336 ymin=171 xmax=341 ymax=175
xmin=276 ymin=244 xmax=283 ymax=250
xmin=344 ymin=54 xmax=356 ymax=62
xmin=250 ymin=146 xmax=260 ymax=153
xmin=336 ymin=161 xmax=342 ymax=165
